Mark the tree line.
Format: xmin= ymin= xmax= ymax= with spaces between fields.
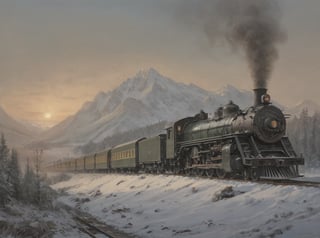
xmin=0 ymin=134 xmax=55 ymax=207
xmin=287 ymin=109 xmax=320 ymax=168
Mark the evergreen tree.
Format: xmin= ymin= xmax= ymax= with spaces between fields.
xmin=287 ymin=109 xmax=320 ymax=169
xmin=0 ymin=133 xmax=9 ymax=165
xmin=0 ymin=134 xmax=11 ymax=206
xmin=301 ymin=108 xmax=309 ymax=158
xmin=7 ymin=149 xmax=21 ymax=200
xmin=21 ymin=158 xmax=37 ymax=204
xmin=0 ymin=169 xmax=10 ymax=206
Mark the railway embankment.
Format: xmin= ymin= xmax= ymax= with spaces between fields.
xmin=52 ymin=173 xmax=320 ymax=238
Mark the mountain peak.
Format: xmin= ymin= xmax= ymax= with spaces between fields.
xmin=135 ymin=68 xmax=162 ymax=79
xmin=40 ymin=69 xmax=254 ymax=146
xmin=115 ymin=68 xmax=175 ymax=100
xmin=217 ymin=84 xmax=244 ymax=96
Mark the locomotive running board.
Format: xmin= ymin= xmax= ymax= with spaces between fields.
xmin=186 ymin=164 xmax=222 ymax=169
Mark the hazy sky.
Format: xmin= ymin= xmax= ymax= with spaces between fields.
xmin=1 ymin=0 xmax=319 ymax=127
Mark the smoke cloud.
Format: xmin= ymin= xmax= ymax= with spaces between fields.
xmin=178 ymin=0 xmax=286 ymax=88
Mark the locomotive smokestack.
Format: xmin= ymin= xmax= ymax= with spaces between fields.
xmin=254 ymin=88 xmax=268 ymax=106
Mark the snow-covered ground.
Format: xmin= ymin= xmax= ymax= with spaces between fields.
xmin=0 ymin=202 xmax=90 ymax=238
xmin=52 ymin=174 xmax=320 ymax=238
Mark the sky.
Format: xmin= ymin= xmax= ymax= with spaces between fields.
xmin=0 ymin=0 xmax=319 ymax=127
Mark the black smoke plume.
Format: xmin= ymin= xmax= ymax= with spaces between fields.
xmin=178 ymin=0 xmax=286 ymax=88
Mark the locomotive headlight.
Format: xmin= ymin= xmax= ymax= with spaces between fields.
xmin=262 ymin=94 xmax=271 ymax=104
xmin=270 ymin=120 xmax=278 ymax=129
xmin=264 ymin=118 xmax=278 ymax=129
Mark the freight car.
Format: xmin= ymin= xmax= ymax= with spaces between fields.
xmin=48 ymin=88 xmax=304 ymax=180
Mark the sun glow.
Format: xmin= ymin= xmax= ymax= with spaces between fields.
xmin=44 ymin=113 xmax=52 ymax=119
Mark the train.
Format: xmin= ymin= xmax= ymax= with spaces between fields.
xmin=47 ymin=88 xmax=304 ymax=180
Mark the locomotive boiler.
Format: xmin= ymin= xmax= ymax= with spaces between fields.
xmin=172 ymin=88 xmax=304 ymax=179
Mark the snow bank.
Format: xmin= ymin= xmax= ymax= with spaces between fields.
xmin=52 ymin=174 xmax=320 ymax=238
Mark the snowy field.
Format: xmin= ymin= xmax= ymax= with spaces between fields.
xmin=52 ymin=173 xmax=320 ymax=238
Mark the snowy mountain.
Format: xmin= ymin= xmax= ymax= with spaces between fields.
xmin=39 ymin=68 xmax=253 ymax=146
xmin=0 ymin=106 xmax=36 ymax=146
xmin=287 ymin=100 xmax=320 ymax=117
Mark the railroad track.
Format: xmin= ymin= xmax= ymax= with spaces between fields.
xmin=182 ymin=173 xmax=320 ymax=187
xmin=58 ymin=202 xmax=137 ymax=238
xmin=136 ymin=171 xmax=320 ymax=187
xmin=75 ymin=215 xmax=113 ymax=238
xmin=258 ymin=178 xmax=320 ymax=187
xmin=197 ymin=175 xmax=320 ymax=187
xmin=141 ymin=170 xmax=320 ymax=187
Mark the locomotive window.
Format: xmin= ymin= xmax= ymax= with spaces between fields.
xmin=167 ymin=129 xmax=171 ymax=139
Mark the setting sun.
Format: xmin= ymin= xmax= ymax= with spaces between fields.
xmin=44 ymin=113 xmax=52 ymax=119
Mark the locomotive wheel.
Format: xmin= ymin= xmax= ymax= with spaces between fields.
xmin=155 ymin=166 xmax=161 ymax=174
xmin=216 ymin=169 xmax=227 ymax=179
xmin=186 ymin=168 xmax=193 ymax=176
xmin=196 ymin=168 xmax=203 ymax=176
xmin=205 ymin=169 xmax=215 ymax=178
xmin=243 ymin=169 xmax=250 ymax=180
xmin=191 ymin=168 xmax=198 ymax=177
xmin=173 ymin=166 xmax=180 ymax=175
xmin=250 ymin=169 xmax=260 ymax=181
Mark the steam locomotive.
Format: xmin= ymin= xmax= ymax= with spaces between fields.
xmin=49 ymin=88 xmax=304 ymax=180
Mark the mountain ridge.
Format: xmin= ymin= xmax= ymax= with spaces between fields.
xmin=37 ymin=68 xmax=253 ymax=146
xmin=286 ymin=100 xmax=320 ymax=117
xmin=34 ymin=68 xmax=319 ymax=148
xmin=0 ymin=106 xmax=36 ymax=146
